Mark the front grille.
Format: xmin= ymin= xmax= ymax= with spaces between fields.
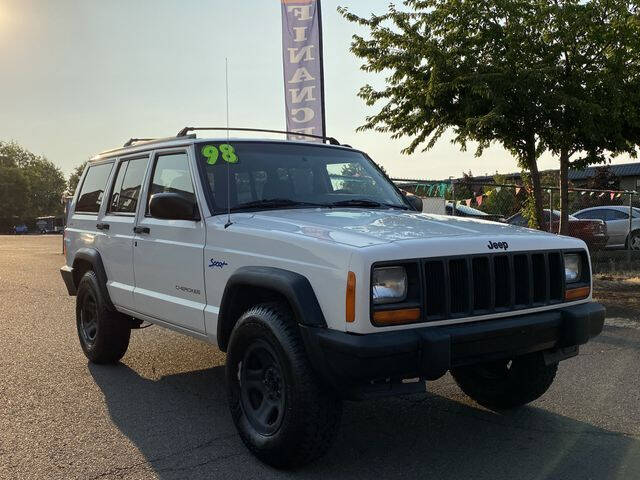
xmin=422 ymin=251 xmax=565 ymax=321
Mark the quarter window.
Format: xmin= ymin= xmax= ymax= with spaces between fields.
xmin=76 ymin=163 xmax=114 ymax=213
xmin=109 ymin=157 xmax=148 ymax=214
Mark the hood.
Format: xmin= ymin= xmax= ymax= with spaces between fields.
xmin=229 ymin=208 xmax=552 ymax=248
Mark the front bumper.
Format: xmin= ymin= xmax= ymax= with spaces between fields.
xmin=301 ymin=302 xmax=605 ymax=397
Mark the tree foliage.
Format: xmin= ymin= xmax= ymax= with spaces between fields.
xmin=533 ymin=1 xmax=640 ymax=232
xmin=339 ymin=0 xmax=640 ymax=229
xmin=0 ymin=141 xmax=67 ymax=219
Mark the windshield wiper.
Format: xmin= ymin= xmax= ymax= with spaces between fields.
xmin=231 ymin=198 xmax=327 ymax=211
xmin=329 ymin=199 xmax=408 ymax=210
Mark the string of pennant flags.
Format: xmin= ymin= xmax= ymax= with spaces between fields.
xmin=404 ymin=182 xmax=627 ymax=206
xmin=411 ymin=182 xmax=453 ymax=197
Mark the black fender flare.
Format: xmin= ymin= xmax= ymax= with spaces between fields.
xmin=72 ymin=248 xmax=115 ymax=310
xmin=217 ymin=266 xmax=327 ymax=351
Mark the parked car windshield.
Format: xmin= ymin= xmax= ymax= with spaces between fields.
xmin=196 ymin=141 xmax=408 ymax=213
xmin=445 ymin=202 xmax=489 ymax=216
xmin=544 ymin=210 xmax=577 ymax=221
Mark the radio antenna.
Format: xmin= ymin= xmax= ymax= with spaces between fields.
xmin=224 ymin=57 xmax=233 ymax=229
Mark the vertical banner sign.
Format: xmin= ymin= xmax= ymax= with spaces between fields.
xmin=281 ymin=0 xmax=326 ymax=141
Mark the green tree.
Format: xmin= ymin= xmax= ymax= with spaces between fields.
xmin=68 ymin=160 xmax=88 ymax=195
xmin=340 ymin=0 xmax=553 ymax=228
xmin=534 ymin=0 xmax=640 ymax=234
xmin=340 ymin=0 xmax=640 ymax=230
xmin=481 ymin=174 xmax=521 ymax=217
xmin=0 ymin=165 xmax=29 ymax=219
xmin=0 ymin=141 xmax=67 ymax=218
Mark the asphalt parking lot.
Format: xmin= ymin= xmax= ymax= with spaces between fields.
xmin=1 ymin=235 xmax=639 ymax=480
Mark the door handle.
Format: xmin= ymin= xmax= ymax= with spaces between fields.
xmin=133 ymin=226 xmax=150 ymax=234
xmin=96 ymin=223 xmax=110 ymax=230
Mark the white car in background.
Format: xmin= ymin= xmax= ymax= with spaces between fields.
xmin=573 ymin=206 xmax=640 ymax=250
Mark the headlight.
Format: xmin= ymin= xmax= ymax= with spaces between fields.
xmin=372 ymin=266 xmax=407 ymax=304
xmin=564 ymin=254 xmax=582 ymax=283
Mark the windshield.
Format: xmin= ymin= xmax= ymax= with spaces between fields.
xmin=446 ymin=202 xmax=488 ymax=216
xmin=196 ymin=141 xmax=407 ymax=213
xmin=544 ymin=210 xmax=577 ymax=221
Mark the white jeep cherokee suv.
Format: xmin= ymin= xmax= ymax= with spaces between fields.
xmin=61 ymin=129 xmax=605 ymax=468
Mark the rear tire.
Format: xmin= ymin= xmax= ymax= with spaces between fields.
xmin=451 ymin=352 xmax=557 ymax=410
xmin=226 ymin=302 xmax=342 ymax=469
xmin=76 ymin=271 xmax=131 ymax=364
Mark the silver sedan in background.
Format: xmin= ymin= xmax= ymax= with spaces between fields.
xmin=573 ymin=206 xmax=640 ymax=249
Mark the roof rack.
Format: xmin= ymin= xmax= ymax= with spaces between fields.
xmin=176 ymin=127 xmax=341 ymax=145
xmin=98 ymin=134 xmax=197 ymax=156
xmin=123 ymin=138 xmax=157 ymax=147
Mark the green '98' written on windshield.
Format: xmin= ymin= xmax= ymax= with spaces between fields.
xmin=200 ymin=144 xmax=239 ymax=165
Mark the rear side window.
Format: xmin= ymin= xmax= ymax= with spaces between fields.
xmin=76 ymin=163 xmax=114 ymax=213
xmin=108 ymin=158 xmax=148 ymax=214
xmin=576 ymin=210 xmax=607 ymax=221
xmin=608 ymin=209 xmax=628 ymax=220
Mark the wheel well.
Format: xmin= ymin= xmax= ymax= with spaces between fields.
xmin=217 ymin=285 xmax=290 ymax=352
xmin=72 ymin=259 xmax=93 ymax=288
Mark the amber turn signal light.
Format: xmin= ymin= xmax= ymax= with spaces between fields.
xmin=346 ymin=271 xmax=356 ymax=323
xmin=565 ymin=286 xmax=590 ymax=301
xmin=373 ymin=308 xmax=421 ymax=326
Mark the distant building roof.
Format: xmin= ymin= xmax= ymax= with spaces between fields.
xmin=568 ymin=162 xmax=640 ymax=180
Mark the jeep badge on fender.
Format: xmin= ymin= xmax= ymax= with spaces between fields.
xmin=60 ymin=128 xmax=605 ymax=469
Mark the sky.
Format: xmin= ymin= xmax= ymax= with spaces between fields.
xmin=0 ymin=0 xmax=637 ymax=181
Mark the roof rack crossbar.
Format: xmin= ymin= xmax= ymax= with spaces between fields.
xmin=176 ymin=127 xmax=340 ymax=145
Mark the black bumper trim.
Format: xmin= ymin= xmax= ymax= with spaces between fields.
xmin=60 ymin=266 xmax=76 ymax=296
xmin=301 ymin=302 xmax=605 ymax=394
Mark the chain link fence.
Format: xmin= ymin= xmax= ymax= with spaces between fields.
xmin=393 ymin=178 xmax=640 ymax=274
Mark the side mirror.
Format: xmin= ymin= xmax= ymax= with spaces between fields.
xmin=149 ymin=192 xmax=200 ymax=221
xmin=405 ymin=194 xmax=423 ymax=212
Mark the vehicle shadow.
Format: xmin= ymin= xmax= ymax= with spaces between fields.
xmin=89 ymin=362 xmax=640 ymax=480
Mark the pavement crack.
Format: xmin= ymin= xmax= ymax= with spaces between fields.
xmin=155 ymin=452 xmax=247 ymax=474
xmin=85 ymin=432 xmax=240 ymax=480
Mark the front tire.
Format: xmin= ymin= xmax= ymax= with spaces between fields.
xmin=451 ymin=352 xmax=558 ymax=410
xmin=226 ymin=303 xmax=342 ymax=469
xmin=76 ymin=271 xmax=131 ymax=364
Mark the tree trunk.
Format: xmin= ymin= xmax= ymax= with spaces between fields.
xmin=559 ymin=148 xmax=569 ymax=235
xmin=525 ymin=137 xmax=544 ymax=230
